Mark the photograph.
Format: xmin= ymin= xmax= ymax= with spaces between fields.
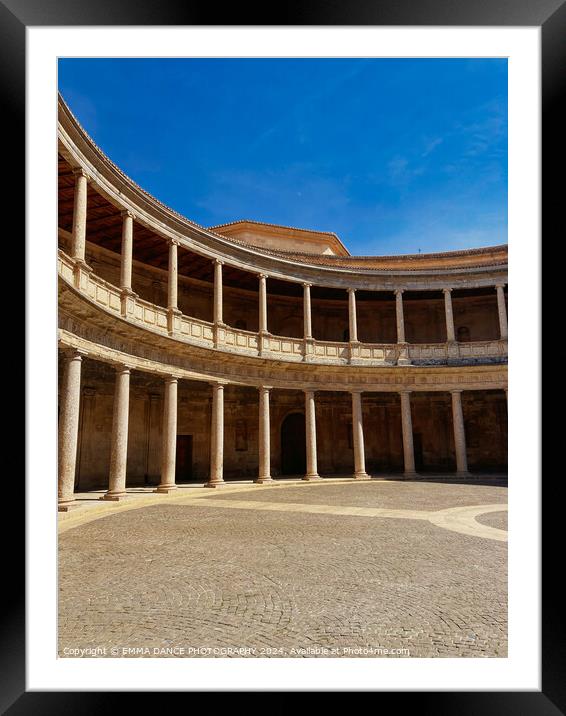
xmin=56 ymin=56 xmax=509 ymax=660
xmin=0 ymin=0 xmax=554 ymax=701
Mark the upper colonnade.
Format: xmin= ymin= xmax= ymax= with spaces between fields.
xmin=57 ymin=95 xmax=508 ymax=372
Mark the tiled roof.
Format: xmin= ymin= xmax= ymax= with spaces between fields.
xmin=210 ymin=218 xmax=341 ymax=239
xmin=210 ymin=219 xmax=351 ymax=256
xmin=199 ymin=235 xmax=508 ymax=271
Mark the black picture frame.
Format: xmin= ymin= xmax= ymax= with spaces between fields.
xmin=7 ymin=0 xmax=560 ymax=709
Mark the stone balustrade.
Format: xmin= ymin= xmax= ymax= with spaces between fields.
xmin=59 ymin=249 xmax=508 ymax=368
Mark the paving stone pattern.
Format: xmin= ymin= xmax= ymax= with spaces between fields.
xmin=59 ymin=482 xmax=507 ymax=658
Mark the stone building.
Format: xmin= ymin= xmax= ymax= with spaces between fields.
xmin=57 ymin=95 xmax=508 ymax=510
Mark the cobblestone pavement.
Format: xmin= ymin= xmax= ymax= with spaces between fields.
xmin=475 ymin=510 xmax=508 ymax=530
xmin=58 ymin=481 xmax=507 ymax=658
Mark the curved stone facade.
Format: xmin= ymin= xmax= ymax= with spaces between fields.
xmin=57 ymin=96 xmax=508 ymax=509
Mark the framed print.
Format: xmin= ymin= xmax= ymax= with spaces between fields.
xmin=4 ymin=0 xmax=561 ymax=708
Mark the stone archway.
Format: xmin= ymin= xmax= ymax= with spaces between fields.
xmin=280 ymin=412 xmax=306 ymax=476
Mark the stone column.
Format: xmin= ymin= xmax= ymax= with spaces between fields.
xmin=120 ymin=210 xmax=137 ymax=317
xmin=58 ymin=349 xmax=85 ymax=510
xmin=156 ymin=376 xmax=178 ymax=493
xmin=351 ymin=390 xmax=370 ymax=479
xmin=207 ymin=383 xmax=225 ymax=487
xmin=71 ymin=168 xmax=88 ymax=263
xmin=259 ymin=274 xmax=268 ymax=334
xmin=167 ymin=239 xmax=179 ymax=310
xmin=496 ymin=284 xmax=508 ymax=339
xmin=255 ymin=386 xmax=273 ymax=484
xmin=451 ymin=389 xmax=469 ymax=476
xmin=102 ymin=365 xmax=131 ymax=500
xmin=348 ymin=288 xmax=358 ymax=343
xmin=214 ymin=260 xmax=224 ymax=325
xmin=303 ymin=283 xmax=313 ymax=339
xmin=303 ymin=390 xmax=321 ymax=480
xmin=443 ymin=288 xmax=456 ymax=342
xmin=167 ymin=240 xmax=181 ymax=334
xmin=395 ymin=289 xmax=411 ymax=365
xmin=303 ymin=282 xmax=314 ymax=362
xmin=395 ymin=289 xmax=406 ymax=343
xmin=399 ymin=390 xmax=417 ymax=477
xmin=120 ymin=211 xmax=134 ymax=292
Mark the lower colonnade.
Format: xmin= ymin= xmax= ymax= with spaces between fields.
xmin=57 ymin=346 xmax=507 ymax=511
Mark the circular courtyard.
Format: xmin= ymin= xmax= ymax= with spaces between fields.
xmin=58 ymin=479 xmax=507 ymax=658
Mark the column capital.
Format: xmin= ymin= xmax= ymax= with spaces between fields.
xmin=394 ymin=288 xmax=405 ymax=296
xmin=442 ymin=287 xmax=453 ymax=294
xmin=112 ymin=362 xmax=133 ymax=374
xmin=347 ymin=287 xmax=357 ymax=294
xmin=303 ymin=388 xmax=316 ymax=396
xmin=163 ymin=374 xmax=180 ymax=384
xmin=211 ymin=380 xmax=227 ymax=389
xmin=450 ymin=388 xmax=464 ymax=395
xmin=72 ymin=166 xmax=89 ymax=180
xmin=120 ymin=209 xmax=135 ymax=220
xmin=398 ymin=388 xmax=413 ymax=395
xmin=62 ymin=346 xmax=88 ymax=361
xmin=495 ymin=282 xmax=506 ymax=290
xmin=350 ymin=387 xmax=364 ymax=394
xmin=258 ymin=273 xmax=268 ymax=281
xmin=303 ymin=282 xmax=312 ymax=289
xmin=214 ymin=258 xmax=224 ymax=266
xmin=258 ymin=384 xmax=273 ymax=393
xmin=169 ymin=238 xmax=180 ymax=247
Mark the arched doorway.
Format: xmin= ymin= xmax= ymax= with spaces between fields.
xmin=281 ymin=412 xmax=306 ymax=475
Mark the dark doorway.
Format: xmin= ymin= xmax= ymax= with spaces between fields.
xmin=175 ymin=435 xmax=193 ymax=483
xmin=281 ymin=413 xmax=306 ymax=475
xmin=413 ymin=432 xmax=424 ymax=471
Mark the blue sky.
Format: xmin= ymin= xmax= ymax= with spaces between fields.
xmin=58 ymin=58 xmax=507 ymax=255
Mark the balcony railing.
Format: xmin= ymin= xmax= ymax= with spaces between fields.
xmin=59 ymin=250 xmax=507 ymax=367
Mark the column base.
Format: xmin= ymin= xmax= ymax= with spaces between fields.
xmin=254 ymin=477 xmax=274 ymax=484
xmin=397 ymin=343 xmax=412 ymax=366
xmin=167 ymin=308 xmax=182 ymax=335
xmin=120 ymin=288 xmax=138 ymax=318
xmin=258 ymin=332 xmax=270 ymax=357
xmin=303 ymin=338 xmax=315 ymax=362
xmin=205 ymin=480 xmax=226 ymax=488
xmin=154 ymin=484 xmax=178 ymax=494
xmin=72 ymin=258 xmax=92 ymax=272
xmin=454 ymin=471 xmax=472 ymax=479
xmin=100 ymin=491 xmax=128 ymax=501
xmin=58 ymin=499 xmax=78 ymax=512
xmin=73 ymin=259 xmax=93 ymax=290
xmin=353 ymin=472 xmax=371 ymax=480
xmin=302 ymin=474 xmax=322 ymax=481
xmin=402 ymin=471 xmax=419 ymax=480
